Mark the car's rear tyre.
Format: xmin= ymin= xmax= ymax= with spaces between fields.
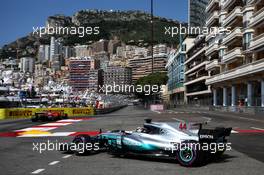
xmin=31 ymin=117 xmax=38 ymax=122
xmin=72 ymin=135 xmax=92 ymax=156
xmin=62 ymin=114 xmax=68 ymax=119
xmin=176 ymin=141 xmax=202 ymax=167
xmin=59 ymin=143 xmax=73 ymax=154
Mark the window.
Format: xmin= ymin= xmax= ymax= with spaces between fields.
xmin=219 ymin=49 xmax=225 ymax=58
xmin=243 ymin=33 xmax=252 ymax=50
xmin=181 ymin=44 xmax=186 ymax=52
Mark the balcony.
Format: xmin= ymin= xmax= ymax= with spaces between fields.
xmin=185 ymin=47 xmax=205 ymax=65
xmin=247 ymin=0 xmax=255 ymax=5
xmin=205 ymin=59 xmax=220 ymax=70
xmin=222 ymin=47 xmax=244 ymax=63
xmin=223 ymin=7 xmax=243 ymax=27
xmin=249 ymin=33 xmax=264 ymax=51
xmin=222 ymin=27 xmax=243 ymax=45
xmin=206 ymin=11 xmax=219 ymax=27
xmin=185 ymin=76 xmax=210 ymax=86
xmin=205 ymin=30 xmax=217 ymax=42
xmin=249 ymin=7 xmax=264 ymax=28
xmin=186 ymin=89 xmax=212 ymax=97
xmin=248 ymin=0 xmax=263 ymax=5
xmin=205 ymin=42 xmax=219 ymax=56
xmin=206 ymin=58 xmax=264 ymax=85
xmin=206 ymin=0 xmax=219 ymax=13
xmin=185 ymin=61 xmax=208 ymax=75
xmin=222 ymin=0 xmax=240 ymax=10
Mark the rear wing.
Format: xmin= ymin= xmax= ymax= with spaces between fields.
xmin=179 ymin=122 xmax=232 ymax=141
xmin=198 ymin=127 xmax=232 ymax=141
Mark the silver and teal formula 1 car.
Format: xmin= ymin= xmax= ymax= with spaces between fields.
xmin=60 ymin=119 xmax=232 ymax=167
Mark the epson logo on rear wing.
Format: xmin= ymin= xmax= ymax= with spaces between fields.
xmin=199 ymin=134 xmax=214 ymax=139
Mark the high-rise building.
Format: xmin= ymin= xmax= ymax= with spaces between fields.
xmin=108 ymin=38 xmax=121 ymax=55
xmin=205 ymin=0 xmax=264 ymax=113
xmin=20 ymin=57 xmax=35 ymax=73
xmin=38 ymin=45 xmax=45 ymax=63
xmin=87 ymin=69 xmax=103 ymax=92
xmin=68 ymin=57 xmax=101 ymax=91
xmin=92 ymin=39 xmax=109 ymax=53
xmin=75 ymin=45 xmax=93 ymax=57
xmin=103 ymin=66 xmax=132 ymax=87
xmin=50 ymin=37 xmax=63 ymax=61
xmin=185 ymin=35 xmax=211 ymax=106
xmin=188 ymin=0 xmax=209 ymax=27
xmin=63 ymin=46 xmax=75 ymax=59
xmin=50 ymin=54 xmax=64 ymax=71
xmin=38 ymin=45 xmax=50 ymax=63
xmin=94 ymin=51 xmax=110 ymax=70
xmin=166 ymin=37 xmax=195 ymax=105
xmin=50 ymin=37 xmax=56 ymax=60
xmin=129 ymin=55 xmax=167 ymax=83
xmin=153 ymin=44 xmax=167 ymax=56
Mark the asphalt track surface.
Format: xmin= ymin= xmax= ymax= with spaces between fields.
xmin=0 ymin=106 xmax=263 ymax=175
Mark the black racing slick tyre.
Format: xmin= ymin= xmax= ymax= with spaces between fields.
xmin=72 ymin=135 xmax=92 ymax=156
xmin=31 ymin=117 xmax=38 ymax=122
xmin=176 ymin=141 xmax=203 ymax=167
xmin=62 ymin=114 xmax=68 ymax=119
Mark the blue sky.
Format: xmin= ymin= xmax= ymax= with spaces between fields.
xmin=0 ymin=0 xmax=188 ymax=46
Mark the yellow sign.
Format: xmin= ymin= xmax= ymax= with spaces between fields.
xmin=0 ymin=107 xmax=94 ymax=120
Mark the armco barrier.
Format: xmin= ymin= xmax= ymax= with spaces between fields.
xmin=95 ymin=105 xmax=127 ymax=115
xmin=0 ymin=107 xmax=94 ymax=120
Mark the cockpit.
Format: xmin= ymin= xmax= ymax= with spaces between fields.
xmin=135 ymin=124 xmax=166 ymax=135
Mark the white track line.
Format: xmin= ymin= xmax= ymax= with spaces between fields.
xmin=16 ymin=127 xmax=57 ymax=132
xmin=250 ymin=127 xmax=264 ymax=130
xmin=31 ymin=169 xmax=45 ymax=174
xmin=51 ymin=132 xmax=76 ymax=136
xmin=231 ymin=130 xmax=238 ymax=133
xmin=48 ymin=161 xmax=60 ymax=166
xmin=18 ymin=132 xmax=75 ymax=137
xmin=40 ymin=123 xmax=72 ymax=126
xmin=152 ymin=110 xmax=161 ymax=114
xmin=172 ymin=118 xmax=185 ymax=122
xmin=62 ymin=155 xmax=72 ymax=159
xmin=57 ymin=119 xmax=82 ymax=122
xmin=202 ymin=117 xmax=212 ymax=123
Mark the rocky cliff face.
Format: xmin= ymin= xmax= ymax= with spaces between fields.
xmin=0 ymin=10 xmax=183 ymax=59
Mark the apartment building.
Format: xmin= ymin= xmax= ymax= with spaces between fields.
xmin=38 ymin=45 xmax=50 ymax=63
xmin=75 ymin=45 xmax=93 ymax=57
xmin=185 ymin=35 xmax=211 ymax=106
xmin=166 ymin=37 xmax=195 ymax=105
xmin=68 ymin=57 xmax=101 ymax=91
xmin=153 ymin=44 xmax=167 ymax=56
xmin=188 ymin=0 xmax=209 ymax=27
xmin=205 ymin=0 xmax=264 ymax=113
xmin=128 ymin=54 xmax=167 ymax=83
xmin=103 ymin=66 xmax=132 ymax=87
xmin=20 ymin=57 xmax=35 ymax=73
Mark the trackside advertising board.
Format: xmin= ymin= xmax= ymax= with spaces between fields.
xmin=0 ymin=107 xmax=94 ymax=119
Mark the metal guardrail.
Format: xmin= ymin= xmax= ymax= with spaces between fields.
xmin=95 ymin=105 xmax=127 ymax=115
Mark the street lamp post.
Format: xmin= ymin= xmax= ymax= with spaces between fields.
xmin=151 ymin=0 xmax=154 ymax=74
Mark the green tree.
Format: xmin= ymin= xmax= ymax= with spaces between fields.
xmin=135 ymin=72 xmax=168 ymax=102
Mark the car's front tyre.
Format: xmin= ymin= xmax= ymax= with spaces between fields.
xmin=31 ymin=116 xmax=38 ymax=122
xmin=72 ymin=135 xmax=92 ymax=156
